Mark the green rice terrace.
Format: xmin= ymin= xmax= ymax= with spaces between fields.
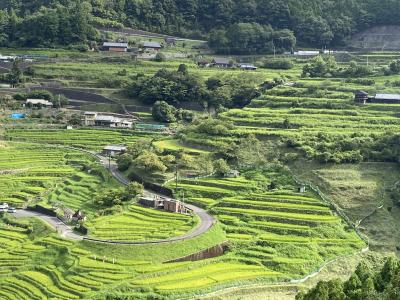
xmin=4 ymin=128 xmax=159 ymax=151
xmin=1 ymin=49 xmax=400 ymax=299
xmin=167 ymin=169 xmax=365 ymax=276
xmin=0 ymin=138 xmax=366 ymax=299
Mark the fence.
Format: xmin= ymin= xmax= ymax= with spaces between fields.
xmin=287 ymin=168 xmax=370 ymax=246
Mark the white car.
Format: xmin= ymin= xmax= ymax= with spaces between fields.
xmin=7 ymin=208 xmax=16 ymax=213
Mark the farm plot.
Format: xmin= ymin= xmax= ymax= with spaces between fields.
xmin=169 ymin=168 xmax=365 ymax=278
xmin=86 ymin=205 xmax=196 ymax=242
xmin=5 ymin=128 xmax=157 ymax=151
xmin=0 ymin=143 xmax=78 ymax=207
xmin=220 ymin=80 xmax=400 ymax=139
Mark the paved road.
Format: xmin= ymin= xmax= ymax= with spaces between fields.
xmin=12 ymin=146 xmax=215 ymax=244
xmin=13 ymin=210 xmax=83 ymax=240
xmin=93 ymin=155 xmax=216 ymax=244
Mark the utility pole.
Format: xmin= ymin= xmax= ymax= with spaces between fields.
xmin=175 ymin=163 xmax=178 ymax=192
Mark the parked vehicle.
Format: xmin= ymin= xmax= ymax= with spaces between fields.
xmin=7 ymin=207 xmax=16 ymax=213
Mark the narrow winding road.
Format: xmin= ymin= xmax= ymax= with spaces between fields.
xmin=14 ymin=210 xmax=83 ymax=240
xmin=13 ymin=149 xmax=215 ymax=244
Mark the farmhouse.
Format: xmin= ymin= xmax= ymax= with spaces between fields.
xmin=102 ymin=145 xmax=127 ymax=157
xmin=102 ymin=42 xmax=129 ymax=52
xmin=82 ymin=112 xmax=134 ymax=128
xmin=197 ymin=60 xmax=210 ymax=67
xmin=354 ymin=91 xmax=400 ymax=104
xmin=374 ymin=93 xmax=400 ymax=104
xmin=212 ymin=58 xmax=231 ymax=68
xmin=139 ymin=196 xmax=189 ymax=214
xmin=164 ymin=37 xmax=177 ymax=46
xmin=25 ymin=99 xmax=53 ymax=108
xmin=239 ymin=64 xmax=258 ymax=70
xmin=143 ymin=41 xmax=162 ymax=51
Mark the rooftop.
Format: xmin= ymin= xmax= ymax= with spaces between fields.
xmin=375 ymin=94 xmax=400 ymax=101
xmin=143 ymin=41 xmax=162 ymax=48
xmin=103 ymin=145 xmax=127 ymax=152
xmin=103 ymin=42 xmax=129 ymax=48
xmin=213 ymin=58 xmax=230 ymax=65
xmin=26 ymin=99 xmax=53 ymax=106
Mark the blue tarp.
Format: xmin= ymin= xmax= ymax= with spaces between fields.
xmin=11 ymin=113 xmax=26 ymax=119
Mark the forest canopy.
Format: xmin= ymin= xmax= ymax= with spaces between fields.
xmin=1 ymin=0 xmax=400 ymax=50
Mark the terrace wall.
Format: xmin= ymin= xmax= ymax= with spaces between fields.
xmin=166 ymin=241 xmax=229 ymax=263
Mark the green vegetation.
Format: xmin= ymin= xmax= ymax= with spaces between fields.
xmin=297 ymin=257 xmax=400 ymax=300
xmin=3 ymin=0 xmax=400 ymax=52
xmin=5 ymin=128 xmax=158 ymax=151
xmin=87 ymin=205 xmax=196 ymax=242
xmin=167 ymin=166 xmax=365 ymax=279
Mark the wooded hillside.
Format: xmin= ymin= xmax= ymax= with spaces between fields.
xmin=1 ymin=0 xmax=400 ymax=52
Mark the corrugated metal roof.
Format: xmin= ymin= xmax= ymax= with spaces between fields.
xmin=143 ymin=41 xmax=162 ymax=48
xmin=103 ymin=145 xmax=127 ymax=152
xmin=103 ymin=42 xmax=128 ymax=48
xmin=26 ymin=99 xmax=53 ymax=106
xmin=240 ymin=64 xmax=257 ymax=69
xmin=375 ymin=94 xmax=400 ymax=101
xmin=213 ymin=58 xmax=230 ymax=64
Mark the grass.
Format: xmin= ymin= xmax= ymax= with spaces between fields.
xmin=290 ymin=160 xmax=400 ymax=252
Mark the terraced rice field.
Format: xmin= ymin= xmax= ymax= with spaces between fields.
xmin=0 ymin=143 xmax=82 ymax=207
xmin=5 ymin=128 xmax=157 ymax=151
xmin=87 ymin=205 xmax=196 ymax=242
xmin=0 ymin=216 xmax=231 ymax=299
xmin=46 ymin=171 xmax=103 ymax=213
xmin=168 ymin=169 xmax=365 ymax=278
xmin=220 ymin=80 xmax=400 ymax=138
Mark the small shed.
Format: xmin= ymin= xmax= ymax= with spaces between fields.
xmin=164 ymin=37 xmax=177 ymax=46
xmin=212 ymin=58 xmax=231 ymax=68
xmin=143 ymin=41 xmax=162 ymax=51
xmin=103 ymin=42 xmax=128 ymax=52
xmin=72 ymin=210 xmax=86 ymax=222
xmin=26 ymin=99 xmax=53 ymax=108
xmin=298 ymin=185 xmax=307 ymax=193
xmin=225 ymin=170 xmax=240 ymax=178
xmin=239 ymin=64 xmax=258 ymax=70
xmin=103 ymin=145 xmax=127 ymax=157
xmin=354 ymin=90 xmax=369 ymax=104
xmin=197 ymin=60 xmax=210 ymax=68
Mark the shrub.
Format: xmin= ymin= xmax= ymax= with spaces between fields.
xmin=264 ymin=58 xmax=294 ymax=70
xmin=154 ymin=53 xmax=167 ymax=62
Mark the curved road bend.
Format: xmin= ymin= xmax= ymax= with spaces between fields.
xmin=13 ymin=151 xmax=215 ymax=244
xmin=94 ymin=156 xmax=216 ymax=244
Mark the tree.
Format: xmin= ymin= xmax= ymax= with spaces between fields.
xmin=124 ymin=182 xmax=144 ymax=200
xmin=133 ymin=151 xmax=167 ymax=173
xmin=117 ymin=153 xmax=133 ymax=171
xmin=195 ymin=154 xmax=214 ymax=175
xmin=236 ymin=134 xmax=266 ymax=168
xmin=154 ymin=52 xmax=167 ymax=62
xmin=214 ymin=159 xmax=230 ymax=176
xmin=152 ymin=101 xmax=177 ymax=123
xmin=7 ymin=60 xmax=22 ymax=87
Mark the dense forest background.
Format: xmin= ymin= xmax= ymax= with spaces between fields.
xmin=1 ymin=0 xmax=400 ymax=52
